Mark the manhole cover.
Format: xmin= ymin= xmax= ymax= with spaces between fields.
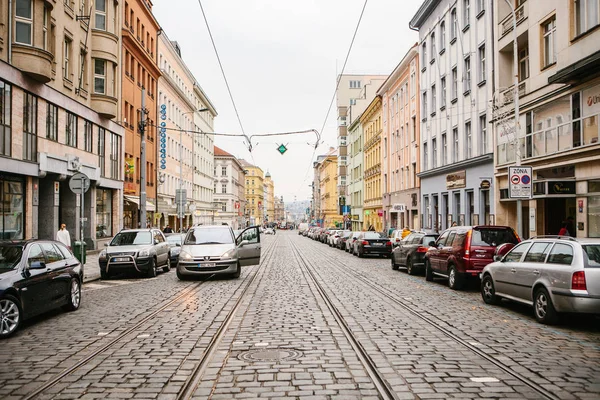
xmin=238 ymin=349 xmax=302 ymax=362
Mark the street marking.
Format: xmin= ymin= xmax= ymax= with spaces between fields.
xmin=470 ymin=377 xmax=499 ymax=383
xmin=137 ymin=334 xmax=150 ymax=339
xmin=97 ymin=332 xmax=109 ymax=336
xmin=254 ymin=342 xmax=269 ymax=347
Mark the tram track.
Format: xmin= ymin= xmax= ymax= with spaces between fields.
xmin=299 ymin=236 xmax=561 ymax=400
xmin=22 ymin=236 xmax=278 ymax=400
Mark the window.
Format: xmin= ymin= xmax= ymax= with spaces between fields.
xmin=440 ymin=21 xmax=446 ymax=52
xmin=66 ymin=111 xmax=77 ymax=147
xmin=0 ymin=175 xmax=24 ymax=239
xmin=442 ymin=132 xmax=447 ymax=165
xmin=431 ymin=32 xmax=436 ymax=60
xmin=432 ymin=138 xmax=437 ymax=168
xmin=524 ymin=242 xmax=552 ymax=263
xmin=574 ymin=0 xmax=599 ymax=36
xmin=519 ymin=47 xmax=529 ymax=81
xmin=349 ymin=80 xmax=361 ymax=89
xmin=23 ymin=93 xmax=37 ymax=162
xmin=504 ymin=242 xmax=531 ymax=262
xmin=422 ymin=91 xmax=427 ymax=117
xmin=63 ymin=37 xmax=72 ymax=80
xmin=478 ymin=45 xmax=486 ymax=82
xmin=477 ymin=0 xmax=485 ymax=14
xmin=547 ymin=243 xmax=574 ymax=265
xmin=221 ymin=184 xmax=227 ymax=194
xmin=423 ymin=142 xmax=428 ymax=170
xmin=451 ymin=67 xmax=458 ymax=100
xmin=453 ymin=127 xmax=459 ymax=163
xmin=96 ymin=189 xmax=112 ymax=238
xmin=451 ymin=8 xmax=457 ymax=40
xmin=463 ymin=0 xmax=470 ymax=27
xmin=421 ymin=42 xmax=427 ymax=66
xmin=431 ymin=84 xmax=436 ymax=112
xmin=465 ymin=121 xmax=472 ymax=158
xmin=94 ymin=59 xmax=106 ymax=94
xmin=98 ymin=127 xmax=105 ymax=176
xmin=410 ymin=72 xmax=415 ymax=95
xmin=0 ymin=80 xmax=12 ymax=157
xmin=464 ymin=56 xmax=471 ymax=93
xmin=221 ymin=166 xmax=227 ymax=176
xmin=221 ymin=204 xmax=227 ymax=212
xmin=109 ymin=132 xmax=120 ymax=180
xmin=440 ymin=77 xmax=446 ymax=108
xmin=479 ymin=115 xmax=487 ymax=155
xmin=15 ymin=0 xmax=33 ymax=45
xmin=84 ymin=120 xmax=93 ymax=152
xmin=43 ymin=5 xmax=49 ymax=50
xmin=543 ymin=16 xmax=557 ymax=67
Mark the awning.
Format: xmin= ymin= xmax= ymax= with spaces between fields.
xmin=124 ymin=195 xmax=156 ymax=211
xmin=548 ymin=49 xmax=600 ymax=84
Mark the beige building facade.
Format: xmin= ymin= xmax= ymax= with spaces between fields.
xmin=0 ymin=0 xmax=124 ymax=248
xmin=264 ymin=172 xmax=274 ymax=223
xmin=240 ymin=160 xmax=264 ymax=226
xmin=213 ymin=146 xmax=245 ymax=229
xmin=362 ymin=96 xmax=383 ymax=232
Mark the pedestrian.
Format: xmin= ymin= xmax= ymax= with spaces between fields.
xmin=566 ymin=216 xmax=575 ymax=237
xmin=56 ymin=223 xmax=72 ymax=249
xmin=163 ymin=225 xmax=173 ymax=233
xmin=401 ymin=227 xmax=411 ymax=239
xmin=451 ymin=221 xmax=457 ymax=227
xmin=558 ymin=222 xmax=570 ymax=237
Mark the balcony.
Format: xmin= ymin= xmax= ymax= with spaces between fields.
xmin=501 ymin=81 xmax=527 ymax=105
xmin=91 ymin=29 xmax=119 ymax=64
xmin=91 ymin=93 xmax=118 ymax=118
xmin=499 ymin=1 xmax=527 ymax=37
xmin=11 ymin=44 xmax=53 ymax=83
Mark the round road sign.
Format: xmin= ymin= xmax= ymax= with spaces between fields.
xmin=521 ymin=175 xmax=531 ymax=184
xmin=511 ymin=175 xmax=521 ymax=185
xmin=69 ymin=172 xmax=91 ymax=194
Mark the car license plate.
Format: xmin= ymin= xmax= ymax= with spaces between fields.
xmin=199 ymin=263 xmax=216 ymax=268
xmin=373 ymin=243 xmax=383 ymax=246
xmin=112 ymin=257 xmax=129 ymax=262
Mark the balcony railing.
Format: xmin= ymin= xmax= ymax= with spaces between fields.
xmin=501 ymin=81 xmax=527 ymax=104
xmin=496 ymin=111 xmax=600 ymax=165
xmin=500 ymin=1 xmax=527 ymax=36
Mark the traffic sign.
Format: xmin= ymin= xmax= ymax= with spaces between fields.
xmin=69 ymin=172 xmax=90 ymax=195
xmin=508 ymin=166 xmax=532 ymax=199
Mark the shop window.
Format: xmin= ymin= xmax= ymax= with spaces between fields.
xmin=0 ymin=176 xmax=24 ymax=239
xmin=0 ymin=80 xmax=12 ymax=156
xmin=84 ymin=120 xmax=93 ymax=152
xmin=46 ymin=103 xmax=58 ymax=141
xmin=66 ymin=111 xmax=77 ymax=147
xmin=23 ymin=93 xmax=37 ymax=162
xmin=96 ymin=189 xmax=112 ymax=238
xmin=589 ymin=196 xmax=600 ymax=237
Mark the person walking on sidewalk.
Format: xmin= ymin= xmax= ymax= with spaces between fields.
xmin=56 ymin=223 xmax=72 ymax=249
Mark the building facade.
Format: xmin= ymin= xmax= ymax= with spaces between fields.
xmin=121 ymin=0 xmax=160 ymax=229
xmin=0 ymin=0 xmax=123 ymax=248
xmin=362 ymin=96 xmax=384 ymax=232
xmin=240 ymin=160 xmax=264 ymax=226
xmin=493 ymin=0 xmax=600 ymax=238
xmin=274 ymin=196 xmax=284 ymax=223
xmin=315 ymin=148 xmax=342 ymax=228
xmin=379 ymin=44 xmax=421 ymax=231
xmin=264 ymin=172 xmax=274 ymax=223
xmin=411 ymin=0 xmax=495 ymax=232
xmin=213 ymin=146 xmax=245 ymax=229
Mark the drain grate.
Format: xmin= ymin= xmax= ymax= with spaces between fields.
xmin=238 ymin=348 xmax=302 ymax=363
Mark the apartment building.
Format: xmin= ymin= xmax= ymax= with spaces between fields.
xmin=494 ymin=0 xmax=600 ymax=238
xmin=314 ymin=148 xmax=342 ymax=227
xmin=156 ymin=32 xmax=216 ymax=230
xmin=274 ymin=196 xmax=284 ymax=223
xmin=362 ymin=96 xmax=384 ymax=232
xmin=264 ymin=172 xmax=275 ymax=222
xmin=411 ymin=0 xmax=495 ymax=232
xmin=0 ymin=0 xmax=123 ymax=248
xmin=213 ymin=146 xmax=245 ymax=229
xmin=240 ymin=160 xmax=263 ymax=226
xmin=379 ymin=44 xmax=421 ymax=231
xmin=121 ymin=0 xmax=160 ymax=229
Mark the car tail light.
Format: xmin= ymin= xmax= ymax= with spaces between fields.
xmin=416 ymin=246 xmax=428 ymax=253
xmin=572 ymin=271 xmax=587 ymax=291
xmin=386 ymin=241 xmax=392 ymax=246
xmin=465 ymin=230 xmax=472 ymax=256
xmin=513 ymin=229 xmax=520 ymax=242
xmin=395 ymin=238 xmax=400 ymax=242
xmin=362 ymin=241 xmax=369 ymax=245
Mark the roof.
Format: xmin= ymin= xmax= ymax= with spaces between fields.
xmin=238 ymin=159 xmax=255 ymax=168
xmin=214 ymin=146 xmax=234 ymax=157
xmin=409 ymin=0 xmax=441 ymax=30
xmin=265 ymin=171 xmax=271 ymax=178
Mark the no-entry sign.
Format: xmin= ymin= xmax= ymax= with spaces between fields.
xmin=509 ymin=166 xmax=532 ymax=199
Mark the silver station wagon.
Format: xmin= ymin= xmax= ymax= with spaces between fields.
xmin=480 ymin=237 xmax=600 ymax=324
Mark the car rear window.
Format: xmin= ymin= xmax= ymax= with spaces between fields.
xmin=471 ymin=228 xmax=519 ymax=247
xmin=582 ymin=245 xmax=600 ymax=267
xmin=364 ymin=232 xmax=385 ymax=239
xmin=423 ymin=235 xmax=438 ymax=246
xmin=185 ymin=228 xmax=233 ymax=245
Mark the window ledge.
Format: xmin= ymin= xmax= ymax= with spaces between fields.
xmin=422 ymin=117 xmax=428 ymax=122
xmin=571 ymin=24 xmax=600 ymax=43
xmin=440 ymin=105 xmax=446 ymax=112
xmin=63 ymin=77 xmax=74 ymax=90
xmin=439 ymin=48 xmax=446 ymax=56
xmin=64 ymin=4 xmax=75 ymax=19
xmin=476 ymin=10 xmax=485 ymax=20
xmin=450 ymin=37 xmax=457 ymax=45
xmin=421 ymin=66 xmax=427 ymax=73
xmin=431 ymin=111 xmax=436 ymax=117
xmin=430 ymin=58 xmax=435 ymax=65
xmin=541 ymin=62 xmax=556 ymax=72
xmin=477 ymin=79 xmax=486 ymax=87
xmin=463 ymin=89 xmax=471 ymax=96
xmin=451 ymin=98 xmax=458 ymax=104
xmin=462 ymin=24 xmax=470 ymax=33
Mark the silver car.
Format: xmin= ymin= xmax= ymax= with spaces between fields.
xmin=176 ymin=225 xmax=261 ymax=279
xmin=480 ymin=237 xmax=600 ymax=324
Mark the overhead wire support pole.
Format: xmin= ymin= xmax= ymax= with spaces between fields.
xmin=140 ymin=89 xmax=147 ymax=228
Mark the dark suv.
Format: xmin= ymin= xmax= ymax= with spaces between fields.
xmin=425 ymin=225 xmax=519 ymax=290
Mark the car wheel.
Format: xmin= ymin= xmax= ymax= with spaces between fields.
xmin=391 ymin=255 xmax=399 ymax=270
xmin=358 ymin=249 xmax=364 ymax=258
xmin=147 ymin=258 xmax=157 ymax=278
xmin=176 ymin=269 xmax=188 ymax=281
xmin=63 ymin=278 xmax=81 ymax=311
xmin=231 ymin=263 xmax=241 ymax=279
xmin=481 ymin=275 xmax=500 ymax=305
xmin=100 ymin=269 xmax=109 ymax=280
xmin=448 ymin=265 xmax=464 ymax=290
xmin=425 ymin=260 xmax=433 ymax=282
xmin=163 ymin=257 xmax=171 ymax=273
xmin=407 ymin=257 xmax=415 ymax=275
xmin=0 ymin=295 xmax=22 ymax=339
xmin=534 ymin=288 xmax=559 ymax=324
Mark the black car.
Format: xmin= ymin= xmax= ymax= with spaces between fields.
xmin=352 ymin=232 xmax=392 ymax=258
xmin=0 ymin=240 xmax=83 ymax=339
xmin=337 ymin=231 xmax=353 ymax=250
xmin=391 ymin=232 xmax=439 ymax=274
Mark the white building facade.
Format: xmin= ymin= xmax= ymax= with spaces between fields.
xmin=213 ymin=146 xmax=245 ymax=229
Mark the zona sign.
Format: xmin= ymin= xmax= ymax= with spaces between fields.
xmin=508 ymin=166 xmax=533 ymax=199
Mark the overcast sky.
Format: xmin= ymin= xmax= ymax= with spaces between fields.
xmin=153 ymin=0 xmax=422 ymax=203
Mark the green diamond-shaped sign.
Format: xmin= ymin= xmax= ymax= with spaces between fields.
xmin=277 ymin=144 xmax=287 ymax=155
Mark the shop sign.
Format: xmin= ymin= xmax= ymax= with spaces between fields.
xmin=365 ymin=210 xmax=370 ymax=216
xmin=446 ymin=170 xmax=466 ymax=189
xmin=377 ymin=209 xmax=383 ymax=217
xmin=548 ymin=181 xmax=576 ymax=195
xmin=583 ymin=83 xmax=600 ymax=117
xmin=125 ymin=157 xmax=135 ymax=175
xmin=480 ymin=179 xmax=491 ymax=189
xmin=159 ymin=104 xmax=167 ymax=170
xmin=392 ymin=204 xmax=406 ymax=212
xmin=352 ymin=214 xmax=360 ymax=220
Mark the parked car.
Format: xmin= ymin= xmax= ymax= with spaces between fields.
xmin=425 ymin=225 xmax=520 ymax=290
xmin=0 ymin=239 xmax=82 ymax=338
xmin=99 ymin=229 xmax=171 ymax=279
xmin=352 ymin=232 xmax=392 ymax=258
xmin=264 ymin=228 xmax=275 ymax=235
xmin=480 ymin=237 xmax=600 ymax=324
xmin=346 ymin=232 xmax=361 ymax=252
xmin=165 ymin=233 xmax=186 ymax=267
xmin=177 ymin=225 xmax=261 ymax=279
xmin=391 ymin=232 xmax=439 ymax=274
xmin=328 ymin=230 xmax=343 ymax=247
xmin=337 ymin=231 xmax=353 ymax=250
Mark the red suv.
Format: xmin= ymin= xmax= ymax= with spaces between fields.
xmin=424 ymin=225 xmax=520 ymax=290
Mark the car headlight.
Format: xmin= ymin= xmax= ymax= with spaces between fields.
xmin=99 ymin=250 xmax=107 ymax=259
xmin=171 ymin=247 xmax=181 ymax=255
xmin=138 ymin=249 xmax=151 ymax=257
xmin=221 ymin=249 xmax=236 ymax=260
xmin=179 ymin=251 xmax=193 ymax=261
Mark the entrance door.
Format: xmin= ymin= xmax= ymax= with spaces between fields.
xmin=545 ymin=198 xmax=576 ymax=236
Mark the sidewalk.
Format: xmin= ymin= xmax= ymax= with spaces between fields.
xmin=82 ymin=252 xmax=101 ymax=283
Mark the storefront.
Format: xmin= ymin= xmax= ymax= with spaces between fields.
xmin=96 ymin=189 xmax=113 ymax=242
xmin=0 ymin=174 xmax=25 ymax=240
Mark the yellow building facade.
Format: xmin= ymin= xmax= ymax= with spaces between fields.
xmin=317 ymin=152 xmax=343 ymax=227
xmin=362 ymin=96 xmax=383 ymax=232
xmin=264 ymin=173 xmax=275 ymax=223
xmin=241 ymin=162 xmax=264 ymax=225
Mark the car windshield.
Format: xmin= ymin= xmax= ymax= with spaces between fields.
xmin=343 ymin=232 xmax=353 ymax=238
xmin=423 ymin=235 xmax=438 ymax=245
xmin=166 ymin=235 xmax=183 ymax=245
xmin=471 ymin=229 xmax=519 ymax=247
xmin=110 ymin=231 xmax=152 ymax=245
xmin=364 ymin=232 xmax=385 ymax=239
xmin=185 ymin=228 xmax=233 ymax=245
xmin=0 ymin=245 xmax=23 ymax=270
xmin=583 ymin=244 xmax=600 ymax=267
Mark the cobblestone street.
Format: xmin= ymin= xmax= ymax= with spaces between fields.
xmin=0 ymin=232 xmax=598 ymax=400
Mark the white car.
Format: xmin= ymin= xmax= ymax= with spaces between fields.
xmin=264 ymin=228 xmax=275 ymax=235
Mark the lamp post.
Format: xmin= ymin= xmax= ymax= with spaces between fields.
xmin=504 ymin=0 xmax=523 ymax=238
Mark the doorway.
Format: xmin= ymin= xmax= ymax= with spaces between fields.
xmin=545 ymin=198 xmax=576 ymax=236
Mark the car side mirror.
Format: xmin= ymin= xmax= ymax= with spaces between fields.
xmin=493 ymin=255 xmax=502 ymax=262
xmin=29 ymin=261 xmax=46 ymax=270
xmin=238 ymin=240 xmax=249 ymax=247
xmin=176 ymin=243 xmax=181 ymax=247
xmin=428 ymin=241 xmax=436 ymax=247
xmin=104 ymin=243 xmax=108 ymax=247
xmin=154 ymin=239 xmax=159 ymax=245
